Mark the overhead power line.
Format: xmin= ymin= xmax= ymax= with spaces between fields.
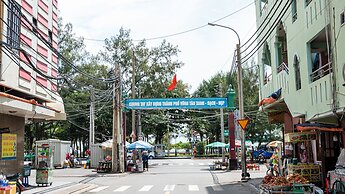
xmin=82 ymin=2 xmax=255 ymax=42
xmin=241 ymin=0 xmax=292 ymax=64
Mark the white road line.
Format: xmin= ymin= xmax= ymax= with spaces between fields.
xmin=208 ymin=163 xmax=213 ymax=165
xmin=212 ymin=185 xmax=223 ymax=191
xmin=113 ymin=186 xmax=131 ymax=192
xmin=139 ymin=185 xmax=153 ymax=192
xmin=188 ymin=185 xmax=199 ymax=191
xmin=163 ymin=185 xmax=175 ymax=191
xmin=189 ymin=163 xmax=194 ymax=165
xmin=89 ymin=186 xmax=109 ymax=192
xmin=199 ymin=163 xmax=204 ymax=165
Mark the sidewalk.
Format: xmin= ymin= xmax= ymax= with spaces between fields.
xmin=24 ymin=167 xmax=127 ymax=193
xmin=213 ymin=164 xmax=266 ymax=193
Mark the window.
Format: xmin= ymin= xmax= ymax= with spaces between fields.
xmin=341 ymin=11 xmax=345 ymax=26
xmin=292 ymin=0 xmax=297 ymax=22
xmin=7 ymin=0 xmax=21 ymax=49
xmin=293 ymin=55 xmax=301 ymax=90
xmin=260 ymin=0 xmax=268 ymax=16
xmin=262 ymin=43 xmax=272 ymax=84
xmin=48 ymin=30 xmax=52 ymax=45
xmin=32 ymin=17 xmax=37 ymax=29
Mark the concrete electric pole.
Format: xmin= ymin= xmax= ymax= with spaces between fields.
xmin=89 ymin=87 xmax=95 ymax=148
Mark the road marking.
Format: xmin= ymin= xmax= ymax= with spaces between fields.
xmin=199 ymin=163 xmax=204 ymax=165
xmin=212 ymin=185 xmax=223 ymax=191
xmin=139 ymin=185 xmax=153 ymax=192
xmin=163 ymin=185 xmax=175 ymax=191
xmin=188 ymin=185 xmax=199 ymax=191
xmin=114 ymin=186 xmax=131 ymax=192
xmin=208 ymin=163 xmax=213 ymax=165
xmin=89 ymin=186 xmax=109 ymax=192
xmin=189 ymin=163 xmax=194 ymax=165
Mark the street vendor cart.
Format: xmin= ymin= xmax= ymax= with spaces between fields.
xmin=35 ymin=144 xmax=53 ymax=186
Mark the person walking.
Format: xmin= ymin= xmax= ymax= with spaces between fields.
xmin=142 ymin=151 xmax=149 ymax=171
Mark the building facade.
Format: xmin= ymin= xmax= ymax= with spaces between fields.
xmin=0 ymin=0 xmax=65 ymax=174
xmin=256 ymin=0 xmax=345 ymax=180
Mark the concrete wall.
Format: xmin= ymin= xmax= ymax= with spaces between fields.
xmin=256 ymin=0 xmax=345 ymax=122
xmin=0 ymin=114 xmax=24 ymax=175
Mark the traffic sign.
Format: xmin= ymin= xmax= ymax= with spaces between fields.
xmin=237 ymin=119 xmax=249 ymax=130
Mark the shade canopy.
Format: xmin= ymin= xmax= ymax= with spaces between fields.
xmin=126 ymin=140 xmax=153 ymax=150
xmin=206 ymin=142 xmax=226 ymax=148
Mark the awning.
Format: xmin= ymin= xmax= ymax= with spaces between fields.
xmin=295 ymin=123 xmax=343 ymax=132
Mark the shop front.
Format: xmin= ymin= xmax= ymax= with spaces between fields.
xmin=294 ymin=123 xmax=343 ymax=184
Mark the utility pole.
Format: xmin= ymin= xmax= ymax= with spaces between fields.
xmin=118 ymin=65 xmax=124 ymax=172
xmin=89 ymin=87 xmax=95 ymax=148
xmin=236 ymin=43 xmax=247 ymax=181
xmin=220 ymin=108 xmax=225 ymax=162
xmin=208 ymin=22 xmax=247 ymax=181
xmin=131 ymin=50 xmax=136 ymax=143
xmin=167 ymin=112 xmax=170 ymax=157
xmin=218 ymin=85 xmax=225 ymax=162
xmin=112 ymin=65 xmax=119 ymax=173
xmin=138 ymin=87 xmax=142 ymax=140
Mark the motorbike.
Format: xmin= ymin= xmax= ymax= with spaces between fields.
xmin=5 ymin=173 xmax=25 ymax=194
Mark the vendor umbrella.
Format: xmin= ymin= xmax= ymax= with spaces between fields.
xmin=206 ymin=142 xmax=226 ymax=148
xmin=126 ymin=140 xmax=153 ymax=150
xmin=101 ymin=139 xmax=130 ymax=149
xmin=267 ymin=140 xmax=283 ymax=148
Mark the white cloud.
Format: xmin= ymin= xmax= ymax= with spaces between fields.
xmin=59 ymin=0 xmax=256 ymax=92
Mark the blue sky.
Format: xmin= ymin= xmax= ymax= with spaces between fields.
xmin=59 ymin=0 xmax=257 ymax=92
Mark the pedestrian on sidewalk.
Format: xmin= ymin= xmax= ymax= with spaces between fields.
xmin=142 ymin=151 xmax=149 ymax=171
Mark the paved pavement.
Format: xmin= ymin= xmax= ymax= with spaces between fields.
xmin=23 ymin=159 xmax=266 ymax=194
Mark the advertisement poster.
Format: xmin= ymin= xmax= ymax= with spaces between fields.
xmin=1 ymin=133 xmax=17 ymax=160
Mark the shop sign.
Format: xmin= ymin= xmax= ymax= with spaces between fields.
xmin=1 ymin=133 xmax=17 ymax=160
xmin=285 ymin=132 xmax=317 ymax=143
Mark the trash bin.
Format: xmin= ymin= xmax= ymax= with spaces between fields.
xmin=23 ymin=165 xmax=31 ymax=177
xmin=137 ymin=163 xmax=143 ymax=172
xmin=23 ymin=165 xmax=31 ymax=186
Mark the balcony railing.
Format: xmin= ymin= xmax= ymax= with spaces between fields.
xmin=264 ymin=73 xmax=272 ymax=85
xmin=310 ymin=62 xmax=332 ymax=82
xmin=277 ymin=62 xmax=289 ymax=75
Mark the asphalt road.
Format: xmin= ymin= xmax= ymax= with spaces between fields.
xmin=24 ymin=158 xmax=258 ymax=194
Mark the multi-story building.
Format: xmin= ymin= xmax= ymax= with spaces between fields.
xmin=256 ymin=0 xmax=345 ymax=180
xmin=0 ymin=0 xmax=65 ymax=174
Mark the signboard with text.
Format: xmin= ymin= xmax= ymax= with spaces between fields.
xmin=125 ymin=98 xmax=227 ymax=110
xmin=1 ymin=133 xmax=17 ymax=160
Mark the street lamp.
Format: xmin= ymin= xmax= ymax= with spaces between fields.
xmin=208 ymin=23 xmax=247 ymax=181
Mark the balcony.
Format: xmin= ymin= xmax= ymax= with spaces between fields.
xmin=310 ymin=62 xmax=332 ymax=82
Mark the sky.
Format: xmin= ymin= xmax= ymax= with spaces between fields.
xmin=59 ymin=0 xmax=257 ymax=93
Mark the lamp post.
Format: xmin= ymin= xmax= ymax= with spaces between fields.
xmin=208 ymin=23 xmax=247 ymax=181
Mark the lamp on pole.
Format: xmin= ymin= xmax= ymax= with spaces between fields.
xmin=208 ymin=22 xmax=247 ymax=181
